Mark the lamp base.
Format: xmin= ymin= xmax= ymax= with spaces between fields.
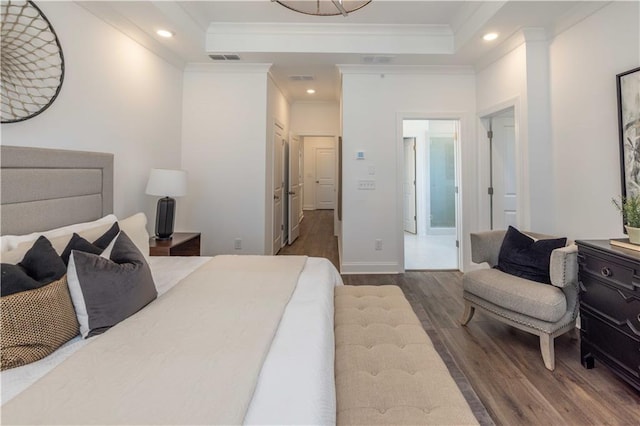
xmin=155 ymin=197 xmax=175 ymax=240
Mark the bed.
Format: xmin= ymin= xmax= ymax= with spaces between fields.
xmin=0 ymin=146 xmax=343 ymax=425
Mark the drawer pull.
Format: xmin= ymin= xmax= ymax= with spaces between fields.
xmin=601 ymin=267 xmax=612 ymax=278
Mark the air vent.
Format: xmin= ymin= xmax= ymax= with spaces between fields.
xmin=362 ymin=55 xmax=395 ymax=64
xmin=209 ymin=54 xmax=241 ymax=61
xmin=288 ymin=75 xmax=314 ymax=81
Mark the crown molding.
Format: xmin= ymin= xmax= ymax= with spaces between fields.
xmin=206 ymin=22 xmax=454 ymax=55
xmin=184 ymin=62 xmax=272 ymax=74
xmin=337 ymin=64 xmax=475 ymax=75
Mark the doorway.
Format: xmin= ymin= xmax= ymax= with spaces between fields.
xmin=272 ymin=122 xmax=286 ymax=254
xmin=402 ymin=119 xmax=459 ymax=270
xmin=303 ymin=136 xmax=336 ymax=211
xmin=483 ymin=107 xmax=517 ymax=229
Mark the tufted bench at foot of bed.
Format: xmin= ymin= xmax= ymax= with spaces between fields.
xmin=334 ymin=285 xmax=479 ymax=425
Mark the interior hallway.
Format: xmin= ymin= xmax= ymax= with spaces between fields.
xmin=277 ymin=210 xmax=640 ymax=425
xmin=278 ymin=210 xmax=339 ymax=269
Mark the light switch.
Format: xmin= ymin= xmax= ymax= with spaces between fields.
xmin=358 ymin=180 xmax=376 ymax=190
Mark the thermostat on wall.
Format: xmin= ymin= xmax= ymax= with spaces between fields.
xmin=356 ymin=151 xmax=365 ymax=160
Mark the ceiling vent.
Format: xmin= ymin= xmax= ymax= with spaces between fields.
xmin=362 ymin=55 xmax=395 ymax=64
xmin=209 ymin=54 xmax=241 ymax=61
xmin=288 ymin=75 xmax=314 ymax=81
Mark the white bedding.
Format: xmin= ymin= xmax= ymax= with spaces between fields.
xmin=1 ymin=255 xmax=343 ymax=425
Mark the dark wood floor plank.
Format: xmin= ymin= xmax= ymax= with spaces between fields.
xmin=279 ymin=211 xmax=640 ymax=425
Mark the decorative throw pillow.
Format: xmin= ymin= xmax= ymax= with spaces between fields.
xmin=60 ymin=233 xmax=103 ymax=266
xmin=67 ymin=231 xmax=157 ymax=338
xmin=0 ymin=276 xmax=79 ymax=370
xmin=0 ymin=264 xmax=42 ymax=297
xmin=18 ymin=236 xmax=66 ymax=285
xmin=92 ymin=222 xmax=120 ymax=250
xmin=60 ymin=222 xmax=120 ymax=265
xmin=496 ymin=226 xmax=567 ymax=284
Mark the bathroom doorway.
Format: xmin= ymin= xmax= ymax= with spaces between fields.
xmin=402 ymin=119 xmax=459 ymax=270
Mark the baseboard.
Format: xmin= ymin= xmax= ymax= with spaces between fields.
xmin=340 ymin=261 xmax=401 ymax=274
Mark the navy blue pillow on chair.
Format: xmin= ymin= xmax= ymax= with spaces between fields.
xmin=495 ymin=226 xmax=567 ymax=284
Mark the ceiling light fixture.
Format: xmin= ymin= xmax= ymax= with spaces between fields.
xmin=271 ymin=0 xmax=371 ymax=17
xmin=157 ymin=29 xmax=174 ymax=38
xmin=307 ymin=89 xmax=316 ymax=94
xmin=483 ymin=32 xmax=498 ymax=41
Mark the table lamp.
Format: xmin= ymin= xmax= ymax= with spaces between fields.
xmin=145 ymin=168 xmax=187 ymax=240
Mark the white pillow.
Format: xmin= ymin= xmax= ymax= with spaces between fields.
xmin=0 ymin=213 xmax=150 ymax=264
xmin=1 ymin=214 xmax=117 ymax=252
xmin=118 ymin=213 xmax=150 ymax=260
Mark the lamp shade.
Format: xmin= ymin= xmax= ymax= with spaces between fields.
xmin=145 ymin=169 xmax=187 ymax=197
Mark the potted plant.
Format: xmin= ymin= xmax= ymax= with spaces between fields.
xmin=613 ymin=195 xmax=640 ymax=244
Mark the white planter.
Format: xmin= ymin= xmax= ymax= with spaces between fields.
xmin=625 ymin=225 xmax=640 ymax=244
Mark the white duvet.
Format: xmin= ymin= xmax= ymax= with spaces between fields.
xmin=1 ymin=255 xmax=343 ymax=425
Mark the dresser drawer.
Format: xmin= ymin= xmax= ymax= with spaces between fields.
xmin=580 ymin=309 xmax=640 ymax=383
xmin=580 ymin=275 xmax=640 ymax=336
xmin=578 ymin=246 xmax=640 ymax=292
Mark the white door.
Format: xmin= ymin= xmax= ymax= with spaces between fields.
xmin=315 ymin=148 xmax=335 ymax=209
xmin=288 ymin=135 xmax=301 ymax=244
xmin=492 ymin=114 xmax=517 ymax=229
xmin=273 ymin=124 xmax=285 ymax=254
xmin=403 ymin=137 xmax=417 ymax=233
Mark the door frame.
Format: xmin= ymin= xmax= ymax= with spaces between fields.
xmin=403 ymin=137 xmax=417 ymax=234
xmin=397 ymin=113 xmax=463 ymax=272
xmin=300 ymin=134 xmax=339 ymax=236
xmin=272 ymin=120 xmax=286 ymax=255
xmin=314 ymin=147 xmax=336 ymax=210
xmin=478 ymin=97 xmax=525 ymax=231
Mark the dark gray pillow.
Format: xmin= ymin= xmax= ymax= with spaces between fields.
xmin=2 ymin=236 xmax=68 ymax=296
xmin=60 ymin=222 xmax=120 ymax=265
xmin=0 ymin=264 xmax=41 ymax=296
xmin=67 ymin=231 xmax=157 ymax=338
xmin=18 ymin=236 xmax=66 ymax=285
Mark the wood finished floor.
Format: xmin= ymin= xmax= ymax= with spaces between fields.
xmin=279 ymin=210 xmax=640 ymax=426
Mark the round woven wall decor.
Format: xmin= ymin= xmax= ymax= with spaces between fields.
xmin=1 ymin=1 xmax=64 ymax=123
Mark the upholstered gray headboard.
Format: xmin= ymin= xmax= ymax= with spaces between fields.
xmin=1 ymin=146 xmax=113 ymax=235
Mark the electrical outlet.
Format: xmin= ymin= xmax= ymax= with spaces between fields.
xmin=375 ymin=239 xmax=382 ymax=250
xmin=234 ymin=238 xmax=242 ymax=250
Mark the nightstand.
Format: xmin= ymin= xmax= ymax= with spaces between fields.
xmin=149 ymin=232 xmax=201 ymax=256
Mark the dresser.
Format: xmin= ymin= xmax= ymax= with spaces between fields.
xmin=576 ymin=240 xmax=640 ymax=391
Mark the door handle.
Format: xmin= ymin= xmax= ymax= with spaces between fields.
xmin=288 ymin=191 xmax=296 ymax=195
xmin=274 ymin=195 xmax=280 ymax=200
xmin=316 ymin=180 xmax=319 ymax=183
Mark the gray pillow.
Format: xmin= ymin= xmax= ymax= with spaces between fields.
xmin=67 ymin=231 xmax=157 ymax=338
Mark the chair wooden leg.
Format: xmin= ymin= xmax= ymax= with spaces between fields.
xmin=540 ymin=333 xmax=555 ymax=371
xmin=460 ymin=301 xmax=475 ymax=326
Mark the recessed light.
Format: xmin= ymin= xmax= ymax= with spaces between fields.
xmin=483 ymin=32 xmax=498 ymax=41
xmin=157 ymin=29 xmax=174 ymax=38
xmin=306 ymin=89 xmax=316 ymax=94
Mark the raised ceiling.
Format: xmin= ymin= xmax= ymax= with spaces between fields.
xmin=78 ymin=1 xmax=608 ymax=102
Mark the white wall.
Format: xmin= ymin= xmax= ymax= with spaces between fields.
xmin=180 ymin=64 xmax=270 ymax=256
xmin=1 ymin=2 xmax=183 ymax=228
xmin=550 ymin=1 xmax=640 ymax=240
xmin=291 ymin=101 xmax=340 ymax=136
xmin=341 ymin=70 xmax=476 ymax=273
